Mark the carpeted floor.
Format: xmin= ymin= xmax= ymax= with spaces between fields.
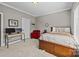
xmin=0 ymin=39 xmax=56 ymax=57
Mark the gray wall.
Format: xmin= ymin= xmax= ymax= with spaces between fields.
xmin=0 ymin=4 xmax=36 ymax=32
xmin=36 ymin=10 xmax=71 ymax=32
xmin=0 ymin=4 xmax=36 ymax=45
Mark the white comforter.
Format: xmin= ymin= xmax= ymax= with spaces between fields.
xmin=40 ymin=33 xmax=78 ymax=49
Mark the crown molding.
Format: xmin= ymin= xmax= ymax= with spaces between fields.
xmin=36 ymin=8 xmax=71 ymax=17
xmin=0 ymin=2 xmax=71 ymax=17
xmin=0 ymin=2 xmax=35 ymax=17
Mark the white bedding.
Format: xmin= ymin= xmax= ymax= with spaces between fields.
xmin=40 ymin=33 xmax=78 ymax=49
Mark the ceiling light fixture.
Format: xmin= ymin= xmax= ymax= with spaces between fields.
xmin=32 ymin=0 xmax=38 ymax=4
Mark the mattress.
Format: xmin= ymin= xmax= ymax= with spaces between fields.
xmin=40 ymin=33 xmax=78 ymax=49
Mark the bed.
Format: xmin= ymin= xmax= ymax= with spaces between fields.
xmin=39 ymin=27 xmax=77 ymax=57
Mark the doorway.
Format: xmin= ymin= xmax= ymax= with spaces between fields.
xmin=0 ymin=14 xmax=1 ymax=46
xmin=22 ymin=18 xmax=31 ymax=39
xmin=0 ymin=12 xmax=3 ymax=46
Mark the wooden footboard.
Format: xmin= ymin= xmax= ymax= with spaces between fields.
xmin=39 ymin=40 xmax=76 ymax=57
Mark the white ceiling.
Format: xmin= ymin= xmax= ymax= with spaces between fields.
xmin=3 ymin=2 xmax=73 ymax=17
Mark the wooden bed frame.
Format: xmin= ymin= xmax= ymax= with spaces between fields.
xmin=39 ymin=40 xmax=76 ymax=57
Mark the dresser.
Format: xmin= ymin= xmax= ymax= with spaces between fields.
xmin=5 ymin=32 xmax=25 ymax=48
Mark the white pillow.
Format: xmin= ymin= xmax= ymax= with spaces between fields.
xmin=64 ymin=28 xmax=70 ymax=33
xmin=53 ymin=27 xmax=56 ymax=32
xmin=52 ymin=27 xmax=70 ymax=33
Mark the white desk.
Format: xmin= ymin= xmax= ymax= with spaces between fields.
xmin=5 ymin=33 xmax=25 ymax=48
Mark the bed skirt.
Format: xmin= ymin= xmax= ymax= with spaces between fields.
xmin=39 ymin=40 xmax=76 ymax=57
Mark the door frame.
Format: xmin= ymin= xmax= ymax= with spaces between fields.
xmin=22 ymin=17 xmax=31 ymax=39
xmin=0 ymin=12 xmax=4 ymax=46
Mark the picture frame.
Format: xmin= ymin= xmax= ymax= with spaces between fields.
xmin=8 ymin=19 xmax=18 ymax=27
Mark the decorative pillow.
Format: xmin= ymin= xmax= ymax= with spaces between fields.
xmin=53 ymin=27 xmax=56 ymax=32
xmin=64 ymin=28 xmax=70 ymax=33
xmin=52 ymin=27 xmax=70 ymax=33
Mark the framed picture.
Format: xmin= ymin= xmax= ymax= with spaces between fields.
xmin=8 ymin=19 xmax=18 ymax=27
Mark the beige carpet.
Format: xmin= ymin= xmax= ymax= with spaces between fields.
xmin=0 ymin=39 xmax=56 ymax=57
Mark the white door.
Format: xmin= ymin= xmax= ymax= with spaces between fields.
xmin=22 ymin=18 xmax=31 ymax=39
